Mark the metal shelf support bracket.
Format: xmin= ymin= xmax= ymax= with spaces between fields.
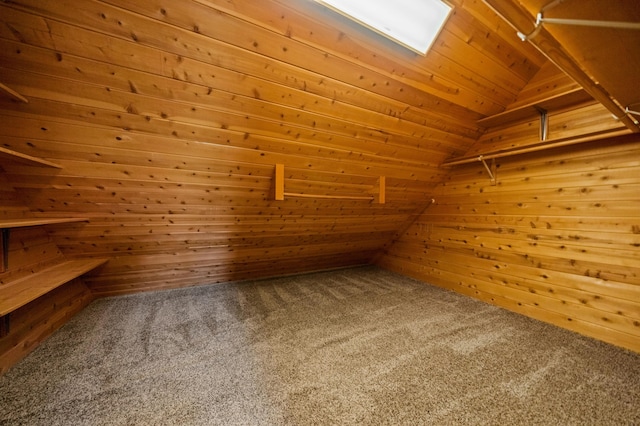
xmin=478 ymin=156 xmax=497 ymax=185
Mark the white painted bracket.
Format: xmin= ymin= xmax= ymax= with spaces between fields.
xmin=538 ymin=108 xmax=549 ymax=141
xmin=625 ymin=104 xmax=640 ymax=125
xmin=478 ymin=155 xmax=496 ymax=185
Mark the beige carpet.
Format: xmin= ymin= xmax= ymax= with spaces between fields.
xmin=0 ymin=266 xmax=638 ymax=425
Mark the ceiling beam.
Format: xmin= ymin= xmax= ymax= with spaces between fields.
xmin=482 ymin=0 xmax=640 ymax=133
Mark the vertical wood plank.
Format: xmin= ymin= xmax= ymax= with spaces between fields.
xmin=275 ymin=163 xmax=285 ymax=201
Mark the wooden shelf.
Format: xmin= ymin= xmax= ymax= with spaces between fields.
xmin=0 ymin=218 xmax=90 ymax=273
xmin=0 ymin=147 xmax=62 ymax=169
xmin=477 ymin=88 xmax=594 ymax=128
xmin=0 ymin=258 xmax=108 ymax=316
xmin=441 ymin=129 xmax=632 ymax=167
xmin=0 ymin=217 xmax=89 ymax=228
xmin=0 ymin=82 xmax=28 ymax=104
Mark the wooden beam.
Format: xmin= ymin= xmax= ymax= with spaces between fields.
xmin=482 ymin=0 xmax=640 ymax=133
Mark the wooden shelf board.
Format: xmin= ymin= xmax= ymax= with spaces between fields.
xmin=0 ymin=258 xmax=108 ymax=316
xmin=0 ymin=82 xmax=28 ymax=103
xmin=441 ymin=129 xmax=632 ymax=167
xmin=0 ymin=147 xmax=62 ymax=169
xmin=0 ymin=217 xmax=89 ymax=228
xmin=477 ymin=89 xmax=594 ymax=128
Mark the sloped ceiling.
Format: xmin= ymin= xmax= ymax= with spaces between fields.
xmin=484 ymin=0 xmax=640 ymax=131
xmin=0 ymin=0 xmax=633 ymax=293
xmin=522 ymin=0 xmax=640 ymax=110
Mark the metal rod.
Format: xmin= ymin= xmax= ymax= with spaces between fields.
xmin=539 ymin=17 xmax=640 ymax=30
xmin=284 ymin=192 xmax=375 ymax=201
xmin=539 ymin=109 xmax=549 ymax=141
xmin=517 ymin=24 xmax=542 ymax=41
xmin=478 ymin=156 xmax=496 ymax=182
xmin=625 ymin=107 xmax=640 ymax=125
xmin=626 ymin=107 xmax=640 ymax=117
xmin=483 ymin=0 xmax=639 ymax=132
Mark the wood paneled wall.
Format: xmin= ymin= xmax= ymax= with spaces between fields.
xmin=0 ymin=0 xmax=547 ymax=295
xmin=0 ymin=0 xmax=637 ymax=355
xmin=0 ymin=277 xmax=93 ymax=374
xmin=0 ymin=178 xmax=95 ymax=374
xmin=377 ymin=134 xmax=640 ymax=352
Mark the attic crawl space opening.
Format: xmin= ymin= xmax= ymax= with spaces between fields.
xmin=313 ymin=0 xmax=453 ymax=55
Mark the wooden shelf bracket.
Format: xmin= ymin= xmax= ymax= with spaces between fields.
xmin=0 ymin=314 xmax=8 ymax=338
xmin=275 ymin=163 xmax=285 ymax=201
xmin=539 ymin=108 xmax=549 ymax=141
xmin=0 ymin=229 xmax=8 ymax=274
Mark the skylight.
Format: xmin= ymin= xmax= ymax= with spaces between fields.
xmin=314 ymin=0 xmax=452 ymax=55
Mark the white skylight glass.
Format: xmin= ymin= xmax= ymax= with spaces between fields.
xmin=315 ymin=0 xmax=452 ymax=55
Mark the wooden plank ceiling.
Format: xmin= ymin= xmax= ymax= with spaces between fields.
xmin=0 ymin=0 xmax=634 ymax=294
xmin=515 ymin=0 xmax=640 ymax=116
xmin=481 ymin=0 xmax=640 ymax=132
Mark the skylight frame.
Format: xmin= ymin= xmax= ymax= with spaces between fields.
xmin=313 ymin=0 xmax=453 ymax=55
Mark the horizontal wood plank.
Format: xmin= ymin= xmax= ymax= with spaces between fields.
xmin=0 ymin=217 xmax=88 ymax=228
xmin=0 ymin=258 xmax=107 ymax=315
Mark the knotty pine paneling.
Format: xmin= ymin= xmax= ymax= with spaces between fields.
xmin=377 ymin=136 xmax=640 ymax=352
xmin=0 ymin=182 xmax=95 ymax=373
xmin=0 ymin=173 xmax=29 ymax=220
xmin=470 ymin=102 xmax=629 ymax=157
xmin=0 ymin=0 xmax=636 ymax=357
xmin=0 ymin=0 xmax=542 ymax=294
xmin=509 ymin=61 xmax=581 ymax=109
xmin=0 ymin=277 xmax=94 ymax=374
xmin=0 ymin=176 xmax=64 ymax=282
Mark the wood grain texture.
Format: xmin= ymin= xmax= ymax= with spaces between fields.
xmin=0 ymin=258 xmax=107 ymax=315
xmin=0 ymin=277 xmax=94 ymax=374
xmin=0 ymin=184 xmax=98 ymax=373
xmin=1 ymin=0 xmax=514 ymax=294
xmin=0 ymin=0 xmax=637 ymax=355
xmin=377 ymin=136 xmax=640 ymax=352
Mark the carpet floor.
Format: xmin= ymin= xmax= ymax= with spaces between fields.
xmin=0 ymin=266 xmax=638 ymax=425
